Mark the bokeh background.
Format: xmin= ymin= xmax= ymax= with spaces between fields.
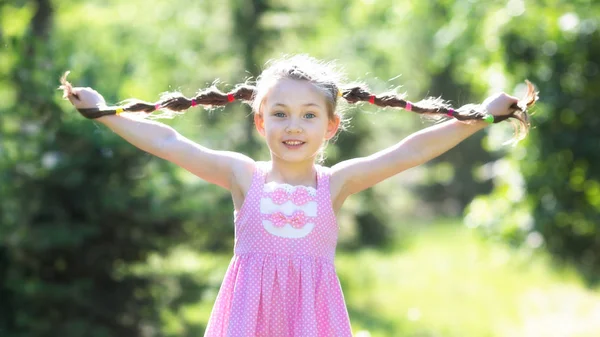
xmin=2 ymin=0 xmax=600 ymax=336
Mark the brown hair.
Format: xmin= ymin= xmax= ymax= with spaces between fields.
xmin=61 ymin=55 xmax=538 ymax=141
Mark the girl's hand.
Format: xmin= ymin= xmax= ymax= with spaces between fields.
xmin=481 ymin=92 xmax=519 ymax=117
xmin=59 ymin=72 xmax=114 ymax=119
xmin=59 ymin=71 xmax=107 ymax=110
xmin=65 ymin=87 xmax=107 ymax=110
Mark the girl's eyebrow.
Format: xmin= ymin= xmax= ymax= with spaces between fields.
xmin=272 ymin=103 xmax=322 ymax=108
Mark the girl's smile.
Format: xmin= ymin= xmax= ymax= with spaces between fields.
xmin=282 ymin=139 xmax=306 ymax=149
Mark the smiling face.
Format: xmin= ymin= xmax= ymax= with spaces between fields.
xmin=254 ymin=78 xmax=340 ymax=164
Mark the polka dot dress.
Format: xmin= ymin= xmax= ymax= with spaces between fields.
xmin=204 ymin=162 xmax=352 ymax=337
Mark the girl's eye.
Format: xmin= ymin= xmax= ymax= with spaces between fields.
xmin=304 ymin=113 xmax=316 ymax=119
xmin=273 ymin=112 xmax=286 ymax=117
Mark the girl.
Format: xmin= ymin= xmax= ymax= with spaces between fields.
xmin=60 ymin=55 xmax=537 ymax=337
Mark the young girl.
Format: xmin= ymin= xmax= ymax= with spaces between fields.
xmin=60 ymin=55 xmax=537 ymax=337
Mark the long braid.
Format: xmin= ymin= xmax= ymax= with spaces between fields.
xmin=154 ymin=85 xmax=255 ymax=112
xmin=340 ymin=80 xmax=538 ymax=141
xmin=75 ymin=85 xmax=255 ymax=117
xmin=61 ymin=69 xmax=257 ymax=118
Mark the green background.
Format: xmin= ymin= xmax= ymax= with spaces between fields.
xmin=1 ymin=0 xmax=599 ymax=336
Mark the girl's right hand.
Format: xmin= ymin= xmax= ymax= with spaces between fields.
xmin=59 ymin=72 xmax=107 ymax=114
xmin=66 ymin=87 xmax=107 ymax=110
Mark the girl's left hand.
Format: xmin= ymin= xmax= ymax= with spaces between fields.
xmin=481 ymin=92 xmax=519 ymax=117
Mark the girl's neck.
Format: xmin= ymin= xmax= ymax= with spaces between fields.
xmin=268 ymin=156 xmax=317 ymax=188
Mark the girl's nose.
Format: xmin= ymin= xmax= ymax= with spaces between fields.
xmin=285 ymin=119 xmax=303 ymax=133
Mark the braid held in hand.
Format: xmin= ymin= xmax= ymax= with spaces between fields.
xmin=60 ymin=71 xmax=537 ymax=141
xmin=340 ymin=81 xmax=538 ymax=141
xmin=59 ymin=72 xmax=254 ymax=119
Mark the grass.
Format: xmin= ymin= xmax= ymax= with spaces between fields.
xmin=336 ymin=219 xmax=600 ymax=337
xmin=137 ymin=219 xmax=600 ymax=337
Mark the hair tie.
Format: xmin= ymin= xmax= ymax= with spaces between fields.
xmin=405 ymin=102 xmax=413 ymax=111
xmin=483 ymin=115 xmax=495 ymax=124
xmin=337 ymin=89 xmax=343 ymax=97
xmin=115 ymin=107 xmax=124 ymax=115
xmin=155 ymin=103 xmax=161 ymax=111
xmin=190 ymin=99 xmax=197 ymax=107
xmin=447 ymin=108 xmax=455 ymax=117
xmin=227 ymin=93 xmax=235 ymax=102
xmin=368 ymin=95 xmax=375 ymax=104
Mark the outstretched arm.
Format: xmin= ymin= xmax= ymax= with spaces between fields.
xmin=98 ymin=114 xmax=254 ymax=190
xmin=330 ymin=92 xmax=519 ymax=204
xmin=65 ymin=87 xmax=254 ymax=191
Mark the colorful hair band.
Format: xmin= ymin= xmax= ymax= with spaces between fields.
xmin=115 ymin=107 xmax=124 ymax=115
xmin=190 ymin=99 xmax=197 ymax=107
xmin=368 ymin=95 xmax=375 ymax=104
xmin=155 ymin=103 xmax=161 ymax=111
xmin=483 ymin=115 xmax=495 ymax=124
xmin=227 ymin=93 xmax=235 ymax=102
xmin=447 ymin=108 xmax=455 ymax=117
xmin=405 ymin=102 xmax=413 ymax=111
xmin=338 ymin=89 xmax=343 ymax=97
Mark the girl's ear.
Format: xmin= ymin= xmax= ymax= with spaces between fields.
xmin=254 ymin=113 xmax=266 ymax=137
xmin=325 ymin=115 xmax=341 ymax=140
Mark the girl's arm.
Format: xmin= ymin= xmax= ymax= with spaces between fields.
xmin=68 ymin=87 xmax=254 ymax=191
xmin=329 ymin=92 xmax=518 ymax=207
xmin=97 ymin=115 xmax=254 ymax=190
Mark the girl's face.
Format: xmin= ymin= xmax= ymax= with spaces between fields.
xmin=255 ymin=78 xmax=340 ymax=164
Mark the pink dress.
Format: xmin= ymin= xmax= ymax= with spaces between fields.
xmin=204 ymin=162 xmax=352 ymax=337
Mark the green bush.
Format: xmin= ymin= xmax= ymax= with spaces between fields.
xmin=466 ymin=4 xmax=600 ymax=282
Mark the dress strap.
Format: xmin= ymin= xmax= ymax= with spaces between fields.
xmin=315 ymin=164 xmax=331 ymax=199
xmin=316 ymin=164 xmax=331 ymax=188
xmin=255 ymin=161 xmax=271 ymax=182
xmin=252 ymin=161 xmax=269 ymax=189
xmin=315 ymin=164 xmax=337 ymax=223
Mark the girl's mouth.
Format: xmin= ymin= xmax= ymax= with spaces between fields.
xmin=282 ymin=140 xmax=305 ymax=149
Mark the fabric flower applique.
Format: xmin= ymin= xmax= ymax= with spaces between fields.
xmin=270 ymin=187 xmax=313 ymax=205
xmin=269 ymin=210 xmax=307 ymax=229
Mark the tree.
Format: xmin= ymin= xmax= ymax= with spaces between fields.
xmin=0 ymin=1 xmax=194 ymax=335
xmin=465 ymin=2 xmax=600 ymax=282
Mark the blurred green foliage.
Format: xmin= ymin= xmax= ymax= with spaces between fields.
xmin=464 ymin=1 xmax=600 ymax=283
xmin=1 ymin=0 xmax=599 ymax=336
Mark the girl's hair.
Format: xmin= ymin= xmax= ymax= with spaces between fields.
xmin=61 ymin=55 xmax=538 ymax=141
